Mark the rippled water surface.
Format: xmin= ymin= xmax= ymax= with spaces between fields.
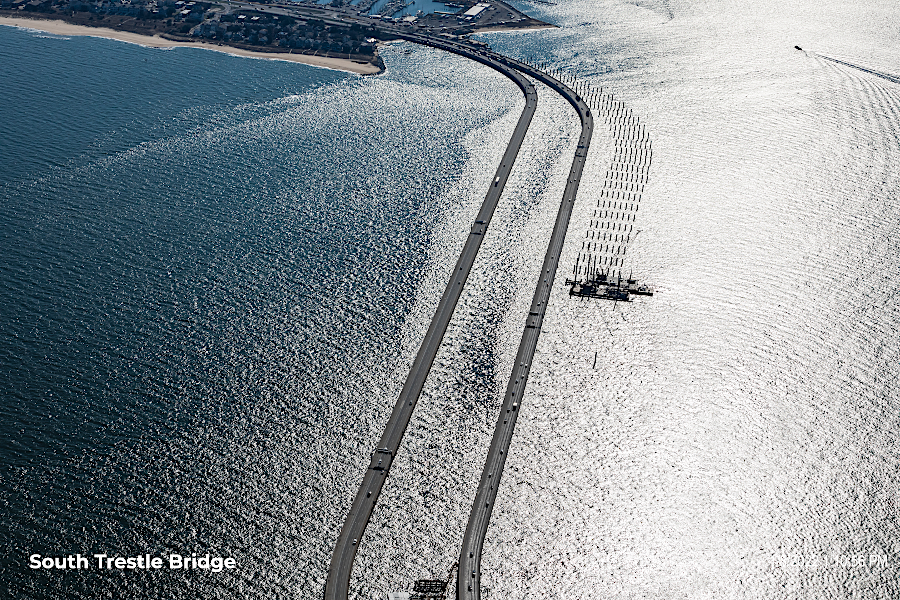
xmin=2 ymin=0 xmax=899 ymax=597
xmin=0 ymin=30 xmax=520 ymax=598
xmin=475 ymin=1 xmax=900 ymax=598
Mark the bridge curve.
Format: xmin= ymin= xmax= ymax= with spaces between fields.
xmin=453 ymin=53 xmax=594 ymax=600
xmin=324 ymin=34 xmax=538 ymax=600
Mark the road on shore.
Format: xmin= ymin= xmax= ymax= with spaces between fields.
xmin=323 ymin=34 xmax=538 ymax=600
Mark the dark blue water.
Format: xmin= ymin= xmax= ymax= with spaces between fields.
xmin=0 ymin=26 xmax=519 ymax=598
xmin=4 ymin=0 xmax=900 ymax=597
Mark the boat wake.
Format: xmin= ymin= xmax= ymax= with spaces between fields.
xmin=814 ymin=53 xmax=900 ymax=85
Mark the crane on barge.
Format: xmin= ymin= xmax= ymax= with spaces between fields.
xmin=565 ymin=268 xmax=654 ymax=302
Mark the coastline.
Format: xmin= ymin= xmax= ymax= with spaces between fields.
xmin=474 ymin=24 xmax=557 ymax=34
xmin=0 ymin=16 xmax=382 ymax=75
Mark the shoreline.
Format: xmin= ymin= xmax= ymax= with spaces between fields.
xmin=474 ymin=24 xmax=557 ymax=34
xmin=0 ymin=16 xmax=382 ymax=75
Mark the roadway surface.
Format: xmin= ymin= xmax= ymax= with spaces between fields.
xmin=318 ymin=33 xmax=596 ymax=598
xmin=225 ymin=6 xmax=599 ymax=596
xmin=323 ymin=33 xmax=538 ymax=600
xmin=453 ymin=54 xmax=594 ymax=600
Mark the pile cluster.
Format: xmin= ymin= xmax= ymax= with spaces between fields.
xmin=513 ymin=60 xmax=653 ymax=283
xmin=576 ymin=84 xmax=651 ymax=280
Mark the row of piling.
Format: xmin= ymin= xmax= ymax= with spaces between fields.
xmin=578 ymin=81 xmax=650 ymax=282
xmin=514 ymin=60 xmax=652 ymax=285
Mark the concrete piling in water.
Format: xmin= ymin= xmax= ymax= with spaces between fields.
xmin=571 ymin=84 xmax=652 ymax=287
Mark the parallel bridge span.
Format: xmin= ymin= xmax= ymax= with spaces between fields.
xmin=324 ymin=32 xmax=538 ymax=600
xmin=324 ymin=30 xmax=594 ymax=600
xmin=444 ymin=47 xmax=594 ymax=600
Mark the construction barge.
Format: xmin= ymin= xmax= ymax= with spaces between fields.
xmin=565 ymin=271 xmax=654 ymax=302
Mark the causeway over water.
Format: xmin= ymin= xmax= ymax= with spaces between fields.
xmin=324 ymin=30 xmax=594 ymax=600
xmin=451 ymin=50 xmax=593 ymax=600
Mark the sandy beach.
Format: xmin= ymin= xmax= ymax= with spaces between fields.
xmin=0 ymin=16 xmax=381 ymax=75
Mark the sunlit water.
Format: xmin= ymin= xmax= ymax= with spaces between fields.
xmin=2 ymin=0 xmax=899 ymax=598
xmin=474 ymin=1 xmax=900 ymax=598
